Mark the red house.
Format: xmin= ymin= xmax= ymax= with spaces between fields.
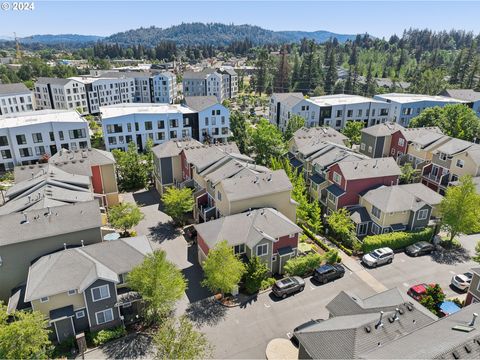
xmin=325 ymin=157 xmax=402 ymax=212
xmin=389 ymin=127 xmax=443 ymax=159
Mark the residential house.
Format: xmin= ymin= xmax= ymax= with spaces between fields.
xmin=465 ymin=267 xmax=480 ymax=305
xmin=184 ymin=96 xmax=230 ymax=142
xmin=0 ymin=200 xmax=103 ymax=301
xmin=195 ymin=208 xmax=302 ymax=274
xmin=441 ymin=89 xmax=480 ymax=117
xmin=21 ymin=236 xmax=153 ymax=343
xmin=373 ymin=93 xmax=464 ymax=127
xmin=268 ymin=92 xmax=309 ymax=131
xmin=389 ymin=126 xmax=443 ymax=160
xmin=182 ymin=68 xmax=238 ymax=102
xmin=48 ymin=148 xmax=120 ymax=206
xmin=297 ymin=288 xmax=480 ymax=359
xmin=359 ymin=122 xmax=404 ymax=158
xmin=0 ymin=110 xmax=90 ymax=172
xmin=324 ymin=157 xmax=401 ymax=213
xmin=348 ymin=183 xmax=443 ymax=236
xmin=398 ymin=131 xmax=450 ymax=170
xmin=34 ymin=78 xmax=88 ymax=114
xmin=152 ymin=139 xmax=202 ymax=195
xmin=421 ymin=139 xmax=480 ymax=194
xmin=0 ymin=83 xmax=35 ymax=116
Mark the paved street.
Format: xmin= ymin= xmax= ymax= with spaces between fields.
xmin=87 ymin=190 xmax=480 ymax=359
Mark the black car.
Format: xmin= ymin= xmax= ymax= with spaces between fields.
xmin=290 ymin=318 xmax=324 ymax=347
xmin=405 ymin=241 xmax=435 ymax=257
xmin=313 ymin=264 xmax=345 ymax=284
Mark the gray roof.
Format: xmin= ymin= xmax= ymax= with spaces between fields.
xmin=183 ymin=143 xmax=239 ymax=171
xmin=336 ymin=157 xmax=401 ymax=180
xmin=365 ymin=302 xmax=480 ymax=359
xmin=292 ymin=127 xmax=348 ymax=153
xmin=442 ymin=89 xmax=480 ymax=102
xmin=272 ymin=92 xmax=304 ymax=103
xmin=49 ymin=148 xmax=116 ymax=176
xmin=183 ymin=68 xmax=216 ymax=80
xmin=411 ymin=132 xmax=448 ymax=148
xmin=361 ymin=122 xmax=404 ymax=137
xmin=24 ymin=236 xmax=152 ymax=302
xmin=297 ymin=288 xmax=437 ymax=359
xmin=399 ymin=126 xmax=443 ymax=142
xmin=184 ymin=96 xmax=220 ymax=111
xmin=347 ymin=205 xmax=371 ymax=224
xmin=35 ymin=77 xmax=71 ymax=86
xmin=194 ymin=208 xmax=301 ymax=250
xmin=220 ymin=68 xmax=237 ymax=76
xmin=0 ymin=200 xmax=102 ymax=247
xmin=219 ymin=169 xmax=292 ymax=202
xmin=0 ymin=83 xmax=30 ymax=95
xmin=310 ymin=145 xmax=367 ymax=169
xmin=435 ymin=138 xmax=474 ymax=155
xmin=201 ymin=157 xmax=269 ymax=186
xmin=151 ymin=139 xmax=202 ymax=159
xmin=361 ymin=183 xmax=443 ymax=213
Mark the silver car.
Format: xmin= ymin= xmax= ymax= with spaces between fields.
xmin=272 ymin=276 xmax=305 ymax=299
xmin=451 ymin=272 xmax=473 ymax=292
xmin=362 ymin=247 xmax=394 ymax=268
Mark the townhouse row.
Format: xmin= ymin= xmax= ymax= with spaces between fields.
xmin=182 ymin=67 xmax=238 ymax=102
xmin=152 ymin=139 xmax=301 ymax=274
xmin=287 ymin=127 xmax=443 ymax=238
xmin=269 ymin=91 xmax=480 ymax=133
xmin=34 ymin=70 xmax=177 ymax=115
xmin=360 ymin=122 xmax=480 ymax=195
xmin=0 ymin=83 xmax=35 ymax=116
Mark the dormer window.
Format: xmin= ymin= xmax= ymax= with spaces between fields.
xmin=68 ymin=289 xmax=77 ymax=296
xmin=333 ymin=172 xmax=342 ymax=185
xmin=439 ymin=152 xmax=447 ymax=161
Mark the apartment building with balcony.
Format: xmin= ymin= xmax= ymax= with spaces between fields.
xmin=373 ymin=93 xmax=464 ymax=126
xmin=0 ymin=83 xmax=35 ymax=116
xmin=182 ymin=68 xmax=238 ymax=102
xmin=0 ymin=110 xmax=90 ymax=172
xmin=34 ymin=78 xmax=88 ymax=114
xmin=421 ymin=138 xmax=480 ymax=194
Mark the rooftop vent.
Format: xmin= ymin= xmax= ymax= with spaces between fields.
xmin=364 ymin=326 xmax=371 ymax=333
xmin=469 ymin=313 xmax=478 ymax=327
xmin=20 ymin=213 xmax=29 ymax=225
xmin=375 ymin=311 xmax=384 ymax=329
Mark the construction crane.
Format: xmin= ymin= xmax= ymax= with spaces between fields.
xmin=14 ymin=32 xmax=21 ymax=61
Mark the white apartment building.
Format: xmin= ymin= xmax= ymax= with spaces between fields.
xmin=34 ymin=78 xmax=88 ymax=114
xmin=0 ymin=83 xmax=35 ymax=116
xmin=0 ymin=110 xmax=90 ymax=172
xmin=269 ymin=93 xmax=390 ymax=132
xmin=182 ymin=68 xmax=238 ymax=102
xmin=373 ymin=93 xmax=464 ymax=126
xmin=101 ymin=96 xmax=230 ymax=152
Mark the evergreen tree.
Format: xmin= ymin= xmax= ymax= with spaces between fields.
xmin=324 ymin=47 xmax=337 ymax=95
xmin=274 ymin=45 xmax=290 ymax=93
xmin=363 ymin=61 xmax=375 ymax=97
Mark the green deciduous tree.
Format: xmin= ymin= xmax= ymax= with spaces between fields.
xmin=0 ymin=303 xmax=52 ymax=359
xmin=229 ymin=111 xmax=249 ymax=154
xmin=284 ymin=115 xmax=305 ymax=141
xmin=248 ymin=118 xmax=286 ymax=166
xmin=161 ymin=187 xmax=194 ymax=226
xmin=440 ymin=175 xmax=480 ymax=242
xmin=473 ymin=241 xmax=480 ymax=263
xmin=108 ymin=202 xmax=145 ymax=236
xmin=128 ymin=251 xmax=187 ymax=322
xmin=327 ymin=208 xmax=356 ymax=247
xmin=112 ymin=142 xmax=150 ymax=191
xmin=202 ymin=240 xmax=246 ymax=296
xmin=399 ymin=163 xmax=418 ymax=184
xmin=419 ymin=284 xmax=446 ymax=316
xmin=243 ymin=256 xmax=270 ymax=295
xmin=154 ymin=316 xmax=213 ymax=360
xmin=341 ymin=121 xmax=364 ymax=146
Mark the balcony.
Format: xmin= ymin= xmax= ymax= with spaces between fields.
xmin=194 ymin=190 xmax=217 ymax=222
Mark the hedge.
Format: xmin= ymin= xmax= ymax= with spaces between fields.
xmin=361 ymin=227 xmax=433 ymax=253
xmin=87 ymin=326 xmax=127 ymax=347
xmin=300 ymin=224 xmax=331 ymax=252
xmin=284 ymin=252 xmax=323 ymax=276
xmin=325 ymin=235 xmax=354 ymax=256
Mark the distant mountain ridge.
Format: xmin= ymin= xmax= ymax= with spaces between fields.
xmin=7 ymin=23 xmax=360 ymax=47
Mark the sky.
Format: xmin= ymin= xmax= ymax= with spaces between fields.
xmin=1 ymin=1 xmax=480 ymax=38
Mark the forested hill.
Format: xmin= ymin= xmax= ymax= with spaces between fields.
xmin=103 ymin=23 xmax=358 ymax=46
xmin=20 ymin=34 xmax=103 ymax=44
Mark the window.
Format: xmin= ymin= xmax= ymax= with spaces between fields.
xmin=391 ymin=148 xmax=396 ymax=156
xmin=335 ymin=120 xmax=342 ymax=127
xmin=69 ymin=129 xmax=86 ymax=139
xmin=336 ymin=110 xmax=342 ymax=117
xmin=16 ymin=134 xmax=27 ymax=145
xmin=371 ymin=206 xmax=381 ymax=219
xmin=106 ymin=124 xmax=123 ymax=134
xmin=0 ymin=136 xmax=8 ymax=146
xmin=68 ymin=289 xmax=77 ymax=296
xmin=95 ymin=308 xmax=114 ymax=325
xmin=40 ymin=297 xmax=49 ymax=303
xmin=332 ymin=172 xmax=342 ymax=185
xmin=49 ymin=132 xmax=55 ymax=141
xmin=145 ymin=121 xmax=153 ymax=131
xmin=108 ymin=137 xmax=117 ymax=145
xmin=234 ymin=244 xmax=245 ymax=254
xmin=169 ymin=119 xmax=178 ymax=128
xmin=456 ymin=159 xmax=464 ymax=168
xmin=19 ymin=148 xmax=32 ymax=157
xmin=217 ymin=191 xmax=222 ymax=200
xmin=32 ymin=133 xmax=43 ymax=143
xmin=59 ymin=131 xmax=64 ymax=141
xmin=327 ymin=192 xmax=336 ymax=204
xmin=347 ymin=110 xmax=353 ymax=117
xmin=357 ymin=109 xmax=362 ymax=117
xmin=256 ymin=243 xmax=268 ymax=256
xmin=35 ymin=146 xmax=45 ymax=156
xmin=417 ymin=209 xmax=429 ymax=220
xmin=360 ymin=143 xmax=365 ymax=151
xmin=156 ymin=132 xmax=165 ymax=141
xmin=398 ymin=138 xmax=405 ymax=147
xmin=368 ymin=146 xmax=372 ymax=153
xmin=205 ymin=117 xmax=209 ymax=126
xmin=439 ymin=152 xmax=447 ymax=161
xmin=289 ymin=233 xmax=296 ymax=238
xmin=91 ymin=284 xmax=110 ymax=302
xmin=76 ymin=310 xmax=85 ymax=319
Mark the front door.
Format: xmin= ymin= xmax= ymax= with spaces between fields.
xmin=53 ymin=317 xmax=75 ymax=343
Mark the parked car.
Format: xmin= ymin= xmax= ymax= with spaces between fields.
xmin=272 ymin=276 xmax=305 ymax=299
xmin=313 ymin=264 xmax=345 ymax=284
xmin=362 ymin=247 xmax=394 ymax=268
xmin=291 ymin=318 xmax=324 ymax=347
xmin=451 ymin=272 xmax=473 ymax=292
xmin=405 ymin=241 xmax=435 ymax=257
xmin=407 ymin=283 xmax=430 ymax=301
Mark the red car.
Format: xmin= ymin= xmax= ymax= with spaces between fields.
xmin=407 ymin=283 xmax=442 ymax=301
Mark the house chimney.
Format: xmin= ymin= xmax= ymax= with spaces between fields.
xmin=375 ymin=311 xmax=384 ymax=329
xmin=81 ymin=240 xmax=84 ymax=247
xmin=469 ymin=313 xmax=478 ymax=327
xmin=63 ymin=243 xmax=67 ymax=250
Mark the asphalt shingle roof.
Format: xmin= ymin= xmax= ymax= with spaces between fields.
xmin=184 ymin=96 xmax=220 ymax=111
xmin=361 ymin=122 xmax=403 ymax=137
xmin=337 ymin=157 xmax=401 ymax=180
xmin=151 ymin=139 xmax=202 ymax=159
xmin=0 ymin=83 xmax=30 ymax=95
xmin=442 ymin=89 xmax=480 ymax=102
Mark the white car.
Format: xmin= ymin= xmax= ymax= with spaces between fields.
xmin=451 ymin=272 xmax=473 ymax=291
xmin=362 ymin=247 xmax=394 ymax=268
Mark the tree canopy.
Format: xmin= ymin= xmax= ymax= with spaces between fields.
xmin=283 ymin=115 xmax=306 ymax=141
xmin=341 ymin=121 xmax=364 ymax=145
xmin=161 ymin=187 xmax=194 ymax=226
xmin=112 ymin=142 xmax=151 ymax=191
xmin=327 ymin=208 xmax=357 ymax=247
xmin=248 ymin=118 xmax=286 ymax=166
xmin=108 ymin=202 xmax=145 ymax=236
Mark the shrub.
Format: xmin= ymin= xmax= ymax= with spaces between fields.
xmin=301 ymin=224 xmax=331 ymax=252
xmin=325 ymin=234 xmax=354 ymax=256
xmin=87 ymin=326 xmax=127 ymax=347
xmin=244 ymin=256 xmax=270 ymax=295
xmin=324 ymin=249 xmax=342 ymax=264
xmin=260 ymin=277 xmax=276 ymax=290
xmin=362 ymin=228 xmax=433 ymax=253
xmin=284 ymin=253 xmax=323 ymax=276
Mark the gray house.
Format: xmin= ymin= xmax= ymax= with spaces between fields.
xmin=22 ymin=236 xmax=153 ymax=343
xmin=359 ymin=122 xmax=403 ymax=158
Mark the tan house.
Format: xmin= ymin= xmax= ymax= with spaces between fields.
xmin=349 ymin=183 xmax=443 ymax=236
xmin=0 ymin=200 xmax=103 ymax=301
xmin=21 ymin=236 xmax=152 ymax=343
xmin=214 ymin=170 xmax=297 ymax=222
xmin=401 ymin=133 xmax=450 ymax=169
